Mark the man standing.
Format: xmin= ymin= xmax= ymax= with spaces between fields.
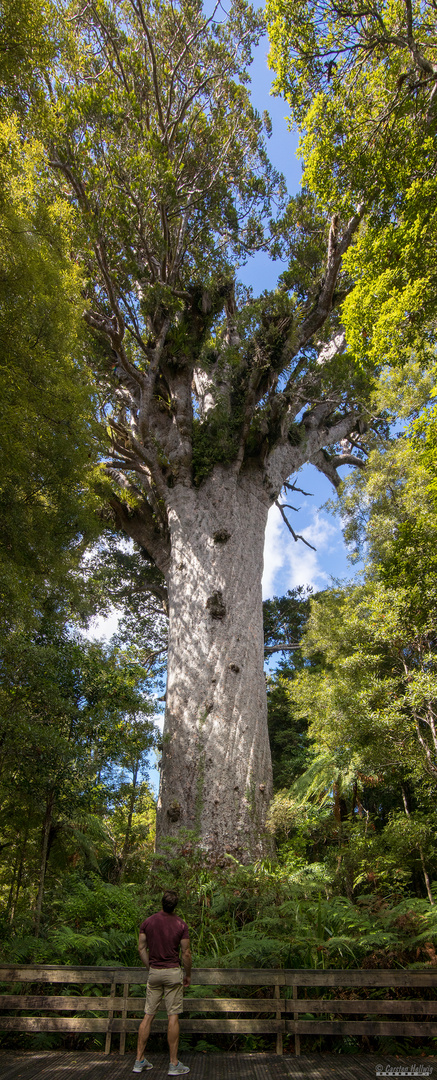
xmin=133 ymin=889 xmax=192 ymax=1077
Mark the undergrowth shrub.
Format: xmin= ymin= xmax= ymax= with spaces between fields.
xmin=2 ymin=834 xmax=437 ymax=970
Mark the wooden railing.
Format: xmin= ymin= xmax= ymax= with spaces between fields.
xmin=0 ymin=965 xmax=437 ymax=1056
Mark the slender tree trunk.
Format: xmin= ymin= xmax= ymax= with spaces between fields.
xmin=6 ymin=854 xmax=19 ymax=922
xmin=9 ymin=820 xmax=30 ymax=925
xmin=156 ymin=465 xmax=274 ymax=861
xmin=34 ymin=791 xmax=54 ymax=936
xmin=402 ymin=786 xmax=434 ymax=905
xmin=418 ymin=847 xmax=434 ymax=906
xmin=119 ymin=764 xmax=138 ymax=881
xmin=333 ymin=781 xmax=341 ymax=825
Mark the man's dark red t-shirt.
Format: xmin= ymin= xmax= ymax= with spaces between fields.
xmin=140 ymin=911 xmax=189 ymax=969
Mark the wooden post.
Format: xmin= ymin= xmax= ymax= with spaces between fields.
xmin=293 ymin=983 xmax=300 ymax=1057
xmin=274 ymin=982 xmax=283 ymax=1055
xmin=105 ymin=977 xmax=116 ymax=1055
xmin=120 ymin=982 xmax=129 ymax=1055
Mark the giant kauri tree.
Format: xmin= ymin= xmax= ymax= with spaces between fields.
xmin=34 ymin=0 xmax=375 ymax=859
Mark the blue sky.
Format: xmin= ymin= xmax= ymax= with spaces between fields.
xmin=242 ymin=36 xmax=358 ymax=602
xmin=239 ymin=34 xmax=301 ymax=296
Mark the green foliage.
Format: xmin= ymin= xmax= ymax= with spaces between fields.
xmin=267 ymin=670 xmax=310 ymax=787
xmin=264 ymin=588 xmax=315 ymax=787
xmin=57 ymin=875 xmax=142 ymax=932
xmin=266 ymin=0 xmax=437 ymax=379
xmin=263 ymin=586 xmax=313 ymax=660
xmin=264 ymin=412 xmax=437 ymax=905
xmin=191 ymin=410 xmax=240 ymax=485
xmin=291 ymin=580 xmax=437 ymax=788
xmin=0 ymin=0 xmax=59 ymax=106
xmin=0 ymin=115 xmax=102 ymax=629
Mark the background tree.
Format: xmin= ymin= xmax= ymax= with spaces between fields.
xmin=0 ymin=0 xmax=103 ymax=633
xmin=263 ymin=588 xmax=313 ymax=788
xmin=0 ymin=624 xmax=156 ymax=934
xmin=266 ymin=403 xmax=437 ymax=905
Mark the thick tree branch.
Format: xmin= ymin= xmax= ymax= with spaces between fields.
xmin=308 ymin=446 xmax=367 ymax=488
xmin=128 ymin=0 xmax=166 ymax=137
xmin=108 ymin=493 xmax=171 ymax=577
xmin=264 ymin=643 xmax=301 ymax=656
xmin=292 ymin=206 xmax=365 ymax=355
xmin=264 ymin=407 xmax=363 ymax=496
xmin=330 ymin=451 xmax=367 ymax=470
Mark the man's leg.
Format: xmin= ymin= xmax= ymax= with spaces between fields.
xmin=167 ymin=1014 xmax=179 ymax=1066
xmin=136 ymin=1012 xmax=154 ymax=1062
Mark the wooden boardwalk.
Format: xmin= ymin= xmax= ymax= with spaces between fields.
xmin=0 ymin=1052 xmax=435 ymax=1080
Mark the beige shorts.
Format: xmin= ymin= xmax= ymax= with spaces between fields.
xmin=145 ymin=966 xmax=183 ymax=1015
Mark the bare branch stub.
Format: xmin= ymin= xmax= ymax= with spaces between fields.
xmin=275 ymin=499 xmax=317 ymax=551
xmin=284 ymin=480 xmax=314 ymax=497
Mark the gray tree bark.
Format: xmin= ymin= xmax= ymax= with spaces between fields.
xmin=156 ymin=466 xmax=273 ymax=859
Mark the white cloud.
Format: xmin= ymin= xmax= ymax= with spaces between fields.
xmin=152 ymin=712 xmax=165 ymax=734
xmin=87 ymin=607 xmax=123 ymax=641
xmin=287 ymin=509 xmax=338 ymax=590
xmin=262 ymin=503 xmax=286 ymax=599
xmin=262 ymin=503 xmax=341 ymax=598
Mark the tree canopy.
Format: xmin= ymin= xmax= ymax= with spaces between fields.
xmin=25 ymin=0 xmax=379 ymax=566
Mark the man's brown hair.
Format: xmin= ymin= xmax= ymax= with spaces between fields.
xmin=162 ymin=889 xmax=178 ymax=913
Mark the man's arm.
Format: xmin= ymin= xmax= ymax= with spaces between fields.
xmin=181 ymin=937 xmax=192 ymax=987
xmin=138 ymin=931 xmax=149 ymax=969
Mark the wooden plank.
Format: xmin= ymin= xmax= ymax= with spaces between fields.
xmin=0 ymin=1017 xmax=110 ymax=1032
xmin=293 ymin=984 xmax=300 ymax=1058
xmin=1 ymin=964 xmax=435 ymax=989
xmin=189 ymin=969 xmax=286 ymax=986
xmin=285 ymin=999 xmax=437 ymax=1015
xmin=109 ymin=1018 xmax=286 ymax=1034
xmin=89 ymin=995 xmax=286 ymax=1013
xmin=182 ymin=998 xmax=286 ymax=1013
xmin=285 ymin=1020 xmax=437 ymax=1036
xmin=0 ymin=993 xmax=287 ymax=1013
xmin=104 ymin=976 xmax=116 ymax=1056
xmin=119 ymin=982 xmax=129 ymax=1056
xmin=0 ymin=966 xmax=119 ymax=985
xmin=113 ymin=969 xmax=147 ymax=986
xmin=284 ymin=969 xmax=437 ymax=987
xmin=274 ymin=983 xmax=283 ymax=1056
xmin=0 ymin=995 xmax=119 ymax=1011
xmin=0 ymin=1050 xmax=382 ymax=1080
xmin=0 ymin=965 xmax=284 ymax=986
xmin=0 ymin=1016 xmax=284 ymax=1035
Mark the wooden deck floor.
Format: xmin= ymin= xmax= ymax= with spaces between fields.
xmin=0 ymin=1053 xmax=435 ymax=1080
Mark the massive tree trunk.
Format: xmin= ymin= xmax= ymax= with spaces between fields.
xmin=156 ymin=465 xmax=273 ymax=860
